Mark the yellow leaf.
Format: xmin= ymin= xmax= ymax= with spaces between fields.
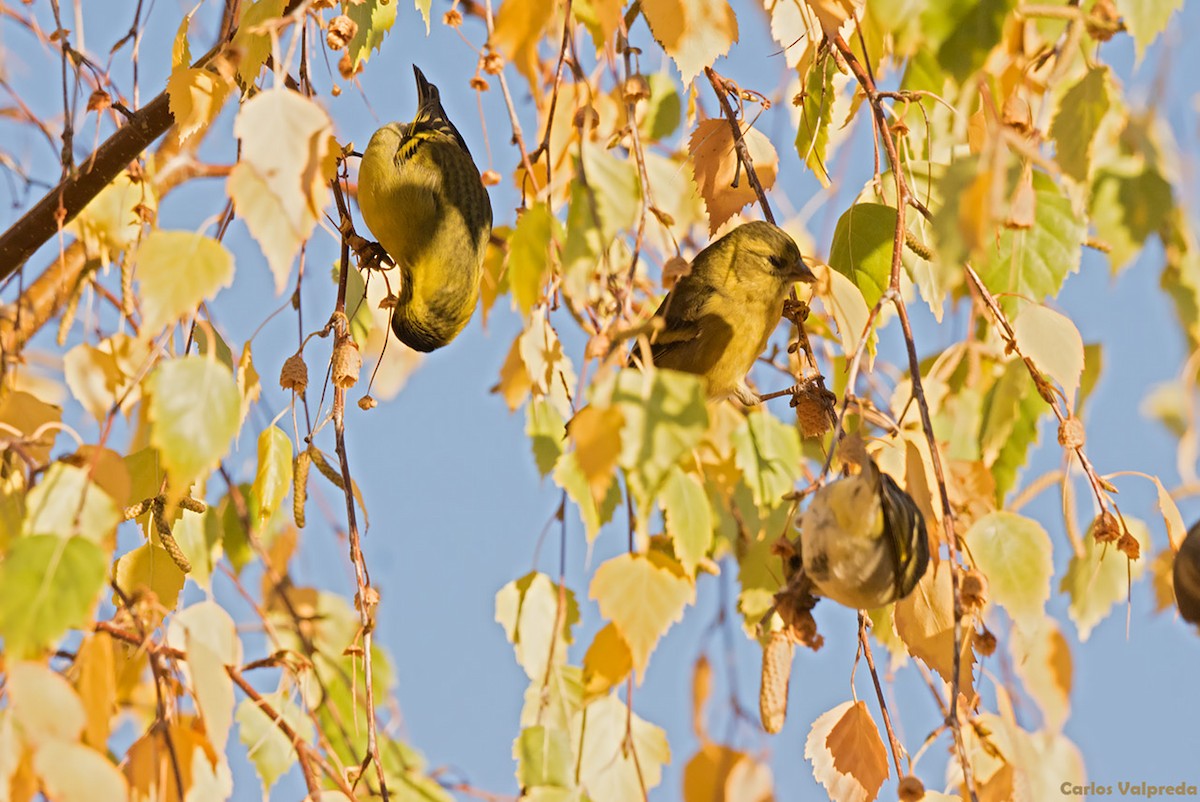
xmin=590 ymin=551 xmax=695 ymax=679
xmin=124 ymin=717 xmax=222 ymax=802
xmin=228 ymin=89 xmax=332 ymax=293
xmin=582 ymin=622 xmax=633 ymax=698
xmin=804 ymin=0 xmax=863 ymax=37
xmin=0 ymin=390 xmax=61 ymax=465
xmin=137 ymin=230 xmax=235 ymax=334
xmin=1009 ymin=621 xmax=1072 ymax=733
xmin=492 ymin=0 xmax=555 ymax=89
xmin=7 ymin=662 xmax=85 ymax=747
xmin=66 ymin=171 xmax=156 ymax=265
xmin=642 ymin=0 xmax=739 ymax=84
xmin=494 ymin=335 xmax=532 ymax=411
xmin=804 ymin=700 xmax=887 ymax=802
xmin=963 ymin=511 xmax=1053 ymax=630
xmin=683 ymin=743 xmax=774 ymax=802
xmin=33 ymin=739 xmax=128 ymax=802
xmin=690 ymin=654 xmax=711 ymax=738
xmin=1061 ymin=516 xmax=1149 ymax=641
xmin=568 ymin=405 xmax=624 ymax=503
xmin=231 ymin=0 xmax=288 ymax=87
xmin=74 ymin=633 xmax=118 ymax=750
xmin=894 ymin=567 xmax=976 ymax=698
xmin=1013 ymin=303 xmax=1084 ymax=405
xmin=688 ymin=119 xmax=778 ymax=234
xmin=166 ymin=67 xmax=232 ymax=142
xmin=167 ymin=602 xmax=241 ymax=754
xmin=764 ymin=0 xmax=820 ymax=70
xmin=495 ymin=572 xmax=578 ymax=682
xmin=113 ymin=543 xmax=187 ymax=616
xmin=518 ymin=308 xmax=576 ymax=419
xmin=572 ymin=695 xmax=669 ymax=799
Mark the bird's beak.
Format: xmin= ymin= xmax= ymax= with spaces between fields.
xmin=413 ymin=65 xmax=434 ymax=104
xmin=791 ymin=256 xmax=818 ymax=284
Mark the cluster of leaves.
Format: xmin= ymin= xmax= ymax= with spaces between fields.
xmin=0 ymin=0 xmax=1195 ymax=800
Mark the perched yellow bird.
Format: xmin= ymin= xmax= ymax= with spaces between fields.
xmin=357 ymin=66 xmax=492 ymax=352
xmin=631 ymin=221 xmax=816 ymax=403
xmin=800 ymin=459 xmax=929 ymax=610
xmin=1175 ymin=522 xmax=1200 ymax=626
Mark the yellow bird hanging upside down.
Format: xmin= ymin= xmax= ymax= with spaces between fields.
xmin=357 ymin=66 xmax=493 ymax=352
xmin=631 ymin=221 xmax=817 ymax=404
xmin=800 ymin=458 xmax=930 ymax=610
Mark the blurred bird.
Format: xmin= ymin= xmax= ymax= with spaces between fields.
xmin=357 ymin=65 xmax=492 ymax=352
xmin=1175 ymin=521 xmax=1200 ymax=626
xmin=800 ymin=458 xmax=930 ymax=610
xmin=631 ymin=220 xmax=816 ymax=403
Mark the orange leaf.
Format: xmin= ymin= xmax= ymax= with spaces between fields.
xmin=805 ymin=700 xmax=887 ymax=802
xmin=688 ymin=119 xmax=778 ymax=234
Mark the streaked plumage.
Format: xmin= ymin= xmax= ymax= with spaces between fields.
xmin=801 ymin=459 xmax=929 ymax=609
xmin=357 ymin=66 xmax=492 ymax=352
xmin=632 ymin=221 xmax=815 ymax=403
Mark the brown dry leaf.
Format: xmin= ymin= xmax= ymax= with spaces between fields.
xmin=894 ymin=567 xmax=976 ymax=700
xmin=805 ymin=700 xmax=888 ymax=802
xmin=642 ymin=0 xmax=739 ymax=84
xmin=688 ymin=118 xmax=778 ymax=233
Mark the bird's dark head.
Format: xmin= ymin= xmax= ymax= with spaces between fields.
xmin=740 ymin=220 xmax=816 ymax=284
xmin=410 ymin=65 xmax=472 ymax=154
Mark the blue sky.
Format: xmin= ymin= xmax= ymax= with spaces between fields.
xmin=3 ymin=1 xmax=1200 ymax=800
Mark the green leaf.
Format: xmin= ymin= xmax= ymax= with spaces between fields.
xmin=1051 ymin=67 xmax=1112 ymax=183
xmin=732 ymin=409 xmax=803 ymax=510
xmin=828 ymin=203 xmax=898 ymax=308
xmin=138 ymin=230 xmax=234 ymax=333
xmin=579 ymin=141 xmax=640 ymax=242
xmin=345 ymin=0 xmax=398 ymax=69
xmin=660 ymin=466 xmax=713 ymax=575
xmin=554 ymin=451 xmax=621 ymax=541
xmin=0 ymin=536 xmax=107 ymax=658
xmin=22 ymin=462 xmax=120 ymax=543
xmin=639 ymin=72 xmax=681 ymax=142
xmin=1115 ymin=0 xmax=1183 ymax=60
xmin=508 ymin=203 xmax=560 ymax=316
xmin=928 ymin=0 xmax=1013 ymax=84
xmin=974 ymin=171 xmax=1086 ymax=314
xmin=495 ymin=571 xmax=579 ymax=683
xmin=148 ymin=356 xmax=241 ymax=488
xmin=252 ymin=426 xmax=293 ymax=524
xmin=1090 ymin=167 xmax=1173 ymax=272
xmin=113 ymin=543 xmax=187 ymax=612
xmin=603 ymin=369 xmax=709 ymax=517
xmin=795 ymin=54 xmax=837 ymax=186
xmin=1061 ymin=517 xmax=1149 ymax=641
xmin=964 ymin=512 xmax=1053 ymax=630
xmin=236 ymin=690 xmax=314 ymax=796
xmin=979 ymin=360 xmax=1045 ymax=502
xmin=527 ymin=399 xmax=566 ymax=479
xmin=515 ymin=726 xmax=574 ymax=789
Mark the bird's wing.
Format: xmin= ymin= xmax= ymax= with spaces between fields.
xmin=633 ymin=278 xmax=712 ymax=367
